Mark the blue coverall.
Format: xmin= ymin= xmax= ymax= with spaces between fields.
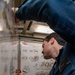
xmin=49 ymin=44 xmax=75 ymax=75
xmin=16 ymin=0 xmax=75 ymax=74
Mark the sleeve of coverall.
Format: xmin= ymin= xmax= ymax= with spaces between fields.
xmin=16 ymin=0 xmax=75 ymax=45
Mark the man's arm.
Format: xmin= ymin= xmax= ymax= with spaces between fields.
xmin=16 ymin=0 xmax=75 ymax=45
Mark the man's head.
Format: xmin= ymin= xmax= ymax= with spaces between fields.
xmin=42 ymin=33 xmax=66 ymax=59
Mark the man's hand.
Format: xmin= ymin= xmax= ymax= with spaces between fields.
xmin=15 ymin=15 xmax=20 ymax=24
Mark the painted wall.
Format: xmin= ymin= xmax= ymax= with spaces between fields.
xmin=0 ymin=40 xmax=55 ymax=75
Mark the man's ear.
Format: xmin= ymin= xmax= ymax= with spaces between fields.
xmin=50 ymin=37 xmax=55 ymax=44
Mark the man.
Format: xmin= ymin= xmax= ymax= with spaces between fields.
xmin=42 ymin=33 xmax=66 ymax=75
xmin=15 ymin=0 xmax=75 ymax=74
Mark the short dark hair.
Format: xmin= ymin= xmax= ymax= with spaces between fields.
xmin=44 ymin=33 xmax=66 ymax=46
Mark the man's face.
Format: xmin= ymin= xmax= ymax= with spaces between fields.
xmin=42 ymin=39 xmax=56 ymax=59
